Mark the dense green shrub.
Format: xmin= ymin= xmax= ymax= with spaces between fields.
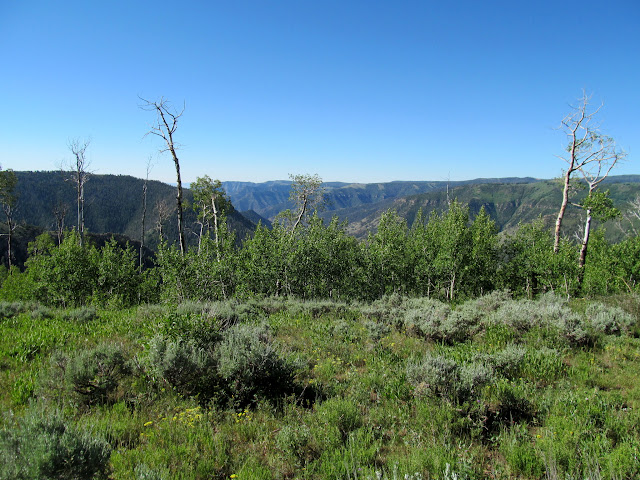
xmin=276 ymin=423 xmax=316 ymax=466
xmin=0 ymin=407 xmax=111 ymax=480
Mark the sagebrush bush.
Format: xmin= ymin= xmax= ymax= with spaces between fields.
xmin=66 ymin=342 xmax=131 ymax=405
xmin=215 ymin=322 xmax=295 ymax=407
xmin=361 ymin=293 xmax=407 ymax=327
xmin=403 ymin=299 xmax=450 ymax=340
xmin=489 ymin=344 xmax=527 ymax=378
xmin=470 ymin=289 xmax=513 ymax=314
xmin=134 ymin=463 xmax=167 ymax=480
xmin=0 ymin=301 xmax=25 ymax=319
xmin=586 ymin=302 xmax=636 ymax=335
xmin=458 ymin=362 xmax=495 ymax=400
xmin=147 ymin=334 xmax=221 ymax=400
xmin=484 ymin=299 xmax=536 ymax=333
xmin=439 ymin=302 xmax=484 ymax=343
xmin=363 ymin=318 xmax=391 ymax=341
xmin=29 ymin=304 xmax=54 ymax=320
xmin=64 ymin=306 xmax=99 ymax=323
xmin=407 ymin=352 xmax=495 ymax=404
xmin=406 ymin=354 xmax=460 ymax=402
xmin=135 ymin=303 xmax=168 ymax=322
xmin=0 ymin=407 xmax=111 ymax=480
xmin=560 ymin=311 xmax=594 ymax=346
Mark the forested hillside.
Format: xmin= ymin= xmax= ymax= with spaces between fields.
xmin=11 ymin=171 xmax=258 ymax=246
xmin=335 ymin=178 xmax=640 ymax=240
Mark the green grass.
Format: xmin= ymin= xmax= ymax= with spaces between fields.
xmin=1 ymin=294 xmax=640 ymax=479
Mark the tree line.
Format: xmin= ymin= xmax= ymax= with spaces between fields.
xmin=1 ymin=193 xmax=638 ymax=308
xmin=0 ymin=91 xmax=635 ymax=307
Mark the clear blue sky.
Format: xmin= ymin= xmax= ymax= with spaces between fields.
xmin=1 ymin=0 xmax=638 ymax=184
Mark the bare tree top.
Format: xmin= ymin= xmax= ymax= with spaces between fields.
xmin=67 ymin=138 xmax=92 ymax=172
xmin=557 ymin=91 xmax=626 ymax=188
xmin=139 ymin=96 xmax=185 ymax=154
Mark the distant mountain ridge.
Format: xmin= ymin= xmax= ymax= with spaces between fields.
xmin=7 ymin=172 xmax=640 ymax=247
xmin=222 ymin=177 xmax=544 ymax=220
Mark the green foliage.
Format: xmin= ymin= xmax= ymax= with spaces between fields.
xmin=157 ymin=233 xmax=236 ymax=303
xmin=314 ymin=396 xmax=363 ymax=444
xmin=500 ymin=220 xmax=580 ymax=298
xmin=0 ymin=407 xmax=111 ymax=480
xmin=22 ymin=232 xmax=153 ymax=307
xmin=93 ymin=239 xmax=144 ymax=306
xmin=1 ymin=295 xmax=640 ymax=478
xmin=364 ymin=210 xmax=412 ymax=298
xmin=581 ymin=189 xmax=621 ymax=222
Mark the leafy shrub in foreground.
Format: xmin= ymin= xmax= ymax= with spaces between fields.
xmin=314 ymin=396 xmax=363 ymax=444
xmin=276 ymin=423 xmax=315 ymax=466
xmin=0 ymin=407 xmax=111 ymax=480
xmin=215 ymin=322 xmax=295 ymax=408
xmin=147 ymin=334 xmax=221 ymax=400
xmin=66 ymin=343 xmax=131 ymax=405
xmin=407 ymin=352 xmax=496 ymax=404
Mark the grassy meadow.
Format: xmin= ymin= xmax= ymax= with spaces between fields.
xmin=1 ymin=292 xmax=640 ymax=479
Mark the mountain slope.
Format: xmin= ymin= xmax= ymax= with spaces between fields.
xmin=12 ymin=171 xmax=257 ymax=249
xmin=223 ymin=177 xmax=543 ymax=220
xmin=8 ymin=172 xmax=640 ymax=247
xmin=335 ymin=179 xmax=640 ymax=240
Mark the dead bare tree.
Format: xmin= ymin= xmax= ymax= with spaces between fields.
xmin=0 ymin=167 xmax=17 ymax=269
xmin=140 ymin=97 xmax=187 ymax=255
xmin=52 ymin=200 xmax=69 ymax=246
xmin=155 ymin=198 xmax=171 ymax=243
xmin=553 ymin=91 xmax=607 ymax=252
xmin=140 ymin=157 xmax=154 ymax=270
xmin=552 ymin=91 xmax=625 ymax=286
xmin=68 ymin=138 xmax=91 ymax=246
